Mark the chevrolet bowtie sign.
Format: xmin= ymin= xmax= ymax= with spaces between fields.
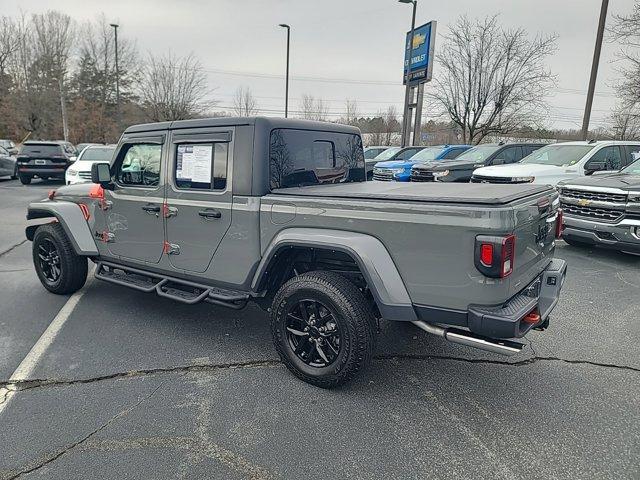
xmin=403 ymin=21 xmax=436 ymax=85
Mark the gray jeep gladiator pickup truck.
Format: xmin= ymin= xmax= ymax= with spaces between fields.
xmin=26 ymin=117 xmax=567 ymax=387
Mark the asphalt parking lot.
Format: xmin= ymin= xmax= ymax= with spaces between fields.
xmin=0 ymin=178 xmax=639 ymax=480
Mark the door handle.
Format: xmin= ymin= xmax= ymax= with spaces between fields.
xmin=142 ymin=204 xmax=161 ymax=214
xmin=198 ymin=209 xmax=222 ymax=219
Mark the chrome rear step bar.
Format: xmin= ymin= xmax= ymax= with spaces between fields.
xmin=411 ymin=320 xmax=525 ymax=356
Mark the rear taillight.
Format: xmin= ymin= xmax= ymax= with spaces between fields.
xmin=474 ymin=234 xmax=516 ymax=278
xmin=555 ymin=208 xmax=564 ymax=239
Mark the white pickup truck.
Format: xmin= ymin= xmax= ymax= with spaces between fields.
xmin=471 ymin=141 xmax=640 ymax=186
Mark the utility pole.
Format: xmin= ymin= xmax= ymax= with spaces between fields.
xmin=279 ymin=24 xmax=291 ymax=118
xmin=399 ymin=0 xmax=417 ymax=147
xmin=581 ymin=0 xmax=609 ymax=141
xmin=110 ymin=23 xmax=120 ymax=128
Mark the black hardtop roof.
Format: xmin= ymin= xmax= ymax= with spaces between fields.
xmin=124 ymin=116 xmax=361 ymax=136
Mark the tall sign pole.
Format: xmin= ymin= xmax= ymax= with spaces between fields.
xmin=279 ymin=24 xmax=291 ymax=118
xmin=110 ymin=23 xmax=120 ymax=129
xmin=400 ymin=0 xmax=417 ymax=147
xmin=581 ymin=0 xmax=609 ymax=141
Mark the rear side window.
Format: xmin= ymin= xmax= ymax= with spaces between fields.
xmin=269 ymin=129 xmax=365 ymax=189
xmin=175 ymin=143 xmax=228 ymax=190
xmin=494 ymin=146 xmax=522 ymax=164
xmin=589 ymin=146 xmax=623 ymax=170
xmin=624 ymin=145 xmax=640 ymax=166
xmin=21 ymin=144 xmax=62 ymax=156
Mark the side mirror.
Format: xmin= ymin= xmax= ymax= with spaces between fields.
xmin=91 ymin=162 xmax=112 ymax=187
xmin=584 ymin=160 xmax=607 ymax=175
xmin=492 ymin=158 xmax=505 ymax=165
xmin=69 ymin=156 xmax=77 ymax=162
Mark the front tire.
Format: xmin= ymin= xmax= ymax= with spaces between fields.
xmin=19 ymin=174 xmax=31 ymax=185
xmin=33 ymin=223 xmax=88 ymax=295
xmin=270 ymin=270 xmax=376 ymax=388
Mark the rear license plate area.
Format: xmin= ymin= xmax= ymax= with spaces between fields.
xmin=34 ymin=159 xmax=47 ymax=165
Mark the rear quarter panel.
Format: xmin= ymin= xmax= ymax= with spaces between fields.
xmin=260 ymin=194 xmax=553 ymax=311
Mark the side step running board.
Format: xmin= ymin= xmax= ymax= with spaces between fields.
xmin=95 ymin=261 xmax=250 ymax=310
xmin=411 ymin=320 xmax=525 ymax=356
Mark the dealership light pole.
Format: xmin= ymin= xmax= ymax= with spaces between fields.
xmin=399 ymin=0 xmax=417 ymax=147
xmin=279 ymin=23 xmax=291 ymax=118
xmin=110 ymin=23 xmax=120 ymax=127
xmin=581 ymin=0 xmax=609 ymax=141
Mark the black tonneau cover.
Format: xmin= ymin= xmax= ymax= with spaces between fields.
xmin=272 ymin=182 xmax=552 ymax=205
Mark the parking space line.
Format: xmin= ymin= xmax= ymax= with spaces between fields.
xmin=0 ymin=276 xmax=93 ymax=418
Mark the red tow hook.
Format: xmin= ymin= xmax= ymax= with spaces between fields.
xmin=523 ymin=310 xmax=541 ymax=324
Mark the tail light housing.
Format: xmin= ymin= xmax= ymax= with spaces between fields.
xmin=555 ymin=208 xmax=564 ymax=239
xmin=474 ymin=234 xmax=516 ymax=278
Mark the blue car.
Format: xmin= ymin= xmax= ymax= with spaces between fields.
xmin=372 ymin=144 xmax=472 ymax=181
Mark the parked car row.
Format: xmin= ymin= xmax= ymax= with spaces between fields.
xmin=0 ymin=139 xmax=114 ymax=184
xmin=366 ymin=140 xmax=640 ymax=256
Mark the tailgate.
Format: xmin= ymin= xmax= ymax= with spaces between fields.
xmin=508 ymin=190 xmax=560 ymax=298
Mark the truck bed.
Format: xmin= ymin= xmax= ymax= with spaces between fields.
xmin=271 ymin=182 xmax=552 ymax=206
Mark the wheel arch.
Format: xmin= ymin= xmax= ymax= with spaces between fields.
xmin=26 ymin=201 xmax=98 ymax=256
xmin=252 ymin=228 xmax=416 ymax=321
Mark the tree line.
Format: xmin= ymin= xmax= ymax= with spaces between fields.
xmin=0 ymin=6 xmax=637 ymax=145
xmin=0 ymin=11 xmax=211 ymax=144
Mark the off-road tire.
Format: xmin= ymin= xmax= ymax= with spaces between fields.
xmin=563 ymin=237 xmax=591 ymax=249
xmin=33 ymin=223 xmax=88 ymax=295
xmin=19 ymin=174 xmax=31 ymax=185
xmin=270 ymin=270 xmax=376 ymax=388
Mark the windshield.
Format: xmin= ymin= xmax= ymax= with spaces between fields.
xmin=454 ymin=145 xmax=501 ymax=162
xmin=373 ymin=147 xmax=400 ymax=161
xmin=621 ymin=158 xmax=640 ymax=175
xmin=78 ymin=147 xmax=115 ymax=162
xmin=408 ymin=147 xmax=443 ymax=162
xmin=521 ymin=144 xmax=595 ymax=167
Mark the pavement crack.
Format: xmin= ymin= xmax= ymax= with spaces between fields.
xmin=0 ymin=359 xmax=281 ymax=393
xmin=374 ymin=353 xmax=640 ymax=373
xmin=0 ymin=355 xmax=636 ymax=400
xmin=4 ymin=381 xmax=165 ymax=480
xmin=0 ymin=240 xmax=27 ymax=259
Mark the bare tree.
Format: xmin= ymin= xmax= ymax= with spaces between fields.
xmin=611 ymin=106 xmax=640 ymax=140
xmin=429 ymin=15 xmax=557 ymax=144
xmin=382 ymin=106 xmax=399 ymax=145
xmin=31 ymin=11 xmax=76 ymax=140
xmin=300 ymin=93 xmax=329 ymax=121
xmin=340 ymin=98 xmax=359 ymax=125
xmin=0 ymin=16 xmax=21 ymax=75
xmin=139 ymin=52 xmax=212 ymax=122
xmin=609 ymin=2 xmax=640 ymax=109
xmin=232 ymin=86 xmax=258 ymax=116
xmin=71 ymin=15 xmax=139 ymax=142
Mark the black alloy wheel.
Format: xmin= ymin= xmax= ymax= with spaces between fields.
xmin=285 ymin=298 xmax=342 ymax=368
xmin=37 ymin=238 xmax=61 ymax=284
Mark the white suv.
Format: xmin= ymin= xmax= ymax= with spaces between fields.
xmin=471 ymin=141 xmax=640 ymax=186
xmin=65 ymin=145 xmax=116 ymax=185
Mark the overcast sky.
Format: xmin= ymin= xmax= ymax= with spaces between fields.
xmin=5 ymin=0 xmax=636 ymax=130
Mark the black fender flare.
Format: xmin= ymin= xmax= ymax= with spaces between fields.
xmin=252 ymin=228 xmax=417 ymax=321
xmin=26 ymin=201 xmax=99 ymax=256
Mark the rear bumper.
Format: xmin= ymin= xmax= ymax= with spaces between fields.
xmin=414 ymin=258 xmax=567 ymax=339
xmin=19 ymin=166 xmax=67 ymax=177
xmin=562 ymin=215 xmax=640 ymax=253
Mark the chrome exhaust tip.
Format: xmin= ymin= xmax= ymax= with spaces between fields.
xmin=411 ymin=320 xmax=525 ymax=356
